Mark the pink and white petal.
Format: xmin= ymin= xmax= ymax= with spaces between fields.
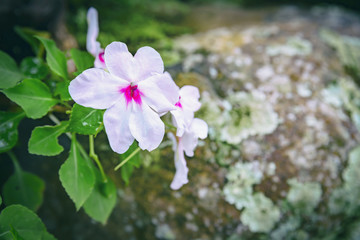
xmin=134 ymin=46 xmax=164 ymax=81
xmin=94 ymin=54 xmax=106 ymax=69
xmin=180 ymin=85 xmax=201 ymax=113
xmin=129 ymin=103 xmax=165 ymax=152
xmin=170 ymin=139 xmax=189 ymax=190
xmin=190 ymin=118 xmax=208 ymax=139
xmin=139 ymin=78 xmax=177 ymax=114
xmin=103 ymin=98 xmax=134 ymax=154
xmin=140 ymin=73 xmax=179 ymax=109
xmin=69 ymin=68 xmax=128 ymax=109
xmin=86 ymin=7 xmax=100 ymax=56
xmin=104 ymin=42 xmax=138 ymax=82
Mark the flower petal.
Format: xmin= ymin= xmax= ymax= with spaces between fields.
xmin=104 ymin=42 xmax=138 ymax=82
xmin=170 ymin=138 xmax=189 ymax=190
xmin=129 ymin=103 xmax=165 ymax=152
xmin=180 ymin=85 xmax=201 ymax=113
xmin=134 ymin=46 xmax=164 ymax=81
xmin=103 ymin=98 xmax=134 ymax=154
xmin=182 ymin=118 xmax=208 ymax=157
xmin=139 ymin=74 xmax=178 ymax=114
xmin=69 ymin=68 xmax=128 ymax=109
xmin=86 ymin=7 xmax=101 ymax=56
xmin=171 ymin=108 xmax=194 ymax=137
xmin=190 ymin=118 xmax=208 ymax=139
xmin=139 ymin=73 xmax=179 ymax=114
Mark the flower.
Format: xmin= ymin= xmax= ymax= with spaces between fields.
xmin=169 ymin=85 xmax=208 ymax=189
xmin=86 ymin=7 xmax=106 ymax=69
xmin=169 ymin=118 xmax=208 ymax=190
xmin=171 ymin=85 xmax=201 ymax=137
xmin=69 ymin=41 xmax=179 ymax=154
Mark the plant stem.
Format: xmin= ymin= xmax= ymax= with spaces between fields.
xmin=114 ymin=147 xmax=141 ymax=171
xmin=89 ymin=135 xmax=107 ymax=182
xmin=164 ymin=121 xmax=177 ymax=130
xmin=7 ymin=151 xmax=21 ymax=173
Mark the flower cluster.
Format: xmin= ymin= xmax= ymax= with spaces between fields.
xmin=69 ymin=8 xmax=208 ymax=190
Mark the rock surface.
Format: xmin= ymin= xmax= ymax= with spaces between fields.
xmin=39 ymin=5 xmax=360 ymax=240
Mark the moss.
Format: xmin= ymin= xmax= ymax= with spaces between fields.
xmin=286 ymin=178 xmax=322 ymax=215
xmin=266 ymin=36 xmax=312 ymax=56
xmin=220 ymin=91 xmax=280 ymax=144
xmin=240 ymin=193 xmax=280 ymax=233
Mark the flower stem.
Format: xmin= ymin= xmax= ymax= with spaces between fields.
xmin=89 ymin=135 xmax=107 ymax=182
xmin=7 ymin=151 xmax=21 ymax=173
xmin=114 ymin=147 xmax=141 ymax=171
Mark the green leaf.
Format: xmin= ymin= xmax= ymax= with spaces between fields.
xmin=0 ymin=111 xmax=25 ymax=153
xmin=2 ymin=78 xmax=58 ymax=119
xmin=0 ymin=195 xmax=2 ymax=205
xmin=2 ymin=164 xmax=45 ymax=211
xmin=14 ymin=26 xmax=49 ymax=55
xmin=36 ymin=36 xmax=68 ymax=80
xmin=20 ymin=57 xmax=48 ymax=79
xmin=28 ymin=121 xmax=69 ymax=156
xmin=83 ymin=169 xmax=117 ymax=224
xmin=59 ymin=135 xmax=95 ymax=210
xmin=10 ymin=226 xmax=25 ymax=240
xmin=70 ymin=49 xmax=94 ymax=73
xmin=0 ymin=205 xmax=57 ymax=240
xmin=0 ymin=51 xmax=25 ymax=89
xmin=54 ymin=81 xmax=71 ymax=101
xmin=68 ymin=104 xmax=103 ymax=135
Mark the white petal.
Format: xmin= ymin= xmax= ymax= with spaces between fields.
xmin=171 ymin=108 xmax=193 ymax=137
xmin=69 ymin=68 xmax=128 ymax=109
xmin=190 ymin=118 xmax=208 ymax=139
xmin=139 ymin=74 xmax=177 ymax=114
xmin=104 ymin=42 xmax=138 ymax=82
xmin=134 ymin=46 xmax=164 ymax=81
xmin=180 ymin=85 xmax=201 ymax=113
xmin=182 ymin=130 xmax=198 ymax=157
xmin=170 ymin=139 xmax=189 ymax=190
xmin=103 ymin=98 xmax=134 ymax=154
xmin=129 ymin=103 xmax=165 ymax=152
xmin=86 ymin=7 xmax=101 ymax=56
xmin=181 ymin=118 xmax=208 ymax=157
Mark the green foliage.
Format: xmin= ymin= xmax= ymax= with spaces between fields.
xmin=0 ymin=205 xmax=56 ymax=240
xmin=36 ymin=36 xmax=68 ymax=80
xmin=70 ymin=49 xmax=95 ymax=73
xmin=0 ymin=51 xmax=25 ymax=89
xmin=20 ymin=57 xmax=48 ymax=79
xmin=68 ymin=104 xmax=103 ymax=135
xmin=83 ymin=169 xmax=117 ymax=224
xmin=14 ymin=26 xmax=49 ymax=56
xmin=54 ymin=81 xmax=72 ymax=101
xmin=59 ymin=135 xmax=95 ymax=210
xmin=2 ymin=78 xmax=58 ymax=119
xmin=2 ymin=159 xmax=45 ymax=211
xmin=28 ymin=121 xmax=69 ymax=156
xmin=120 ymin=142 xmax=141 ymax=184
xmin=0 ymin=111 xmax=25 ymax=153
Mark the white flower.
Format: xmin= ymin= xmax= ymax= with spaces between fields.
xmin=69 ymin=41 xmax=179 ymax=154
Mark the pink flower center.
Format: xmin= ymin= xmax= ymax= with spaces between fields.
xmin=98 ymin=51 xmax=105 ymax=63
xmin=175 ymin=96 xmax=182 ymax=108
xmin=119 ymin=85 xmax=142 ymax=106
